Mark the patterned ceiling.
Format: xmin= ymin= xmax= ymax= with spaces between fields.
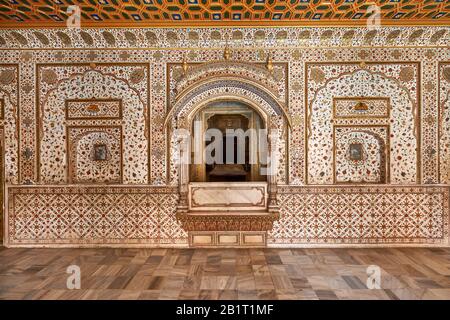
xmin=0 ymin=0 xmax=449 ymax=28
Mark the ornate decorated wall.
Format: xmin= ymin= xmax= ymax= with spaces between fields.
xmin=0 ymin=26 xmax=449 ymax=247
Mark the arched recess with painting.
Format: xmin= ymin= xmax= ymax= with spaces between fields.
xmin=164 ymin=58 xmax=291 ymax=247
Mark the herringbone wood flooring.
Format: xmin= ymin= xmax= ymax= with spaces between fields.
xmin=0 ymin=247 xmax=449 ymax=300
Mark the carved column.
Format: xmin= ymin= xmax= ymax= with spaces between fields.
xmin=176 ymin=122 xmax=190 ymax=214
xmin=267 ymin=123 xmax=279 ymax=213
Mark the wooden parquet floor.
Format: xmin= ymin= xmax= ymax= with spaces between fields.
xmin=0 ymin=247 xmax=449 ymax=300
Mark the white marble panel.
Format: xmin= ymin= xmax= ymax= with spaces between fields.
xmin=189 ymin=182 xmax=267 ymax=211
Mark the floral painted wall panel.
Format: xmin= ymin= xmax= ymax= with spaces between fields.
xmin=0 ymin=65 xmax=19 ymax=184
xmin=0 ymin=26 xmax=448 ymax=246
xmin=306 ymin=64 xmax=419 ymax=185
xmin=334 ymin=126 xmax=389 ymax=184
xmin=37 ymin=65 xmax=149 ymax=184
xmin=67 ymin=126 xmax=122 ymax=184
xmin=0 ymin=27 xmax=446 ymax=186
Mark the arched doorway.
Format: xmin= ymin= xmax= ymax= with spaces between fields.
xmin=164 ymin=57 xmax=291 ymax=247
xmin=190 ymin=100 xmax=267 ymax=183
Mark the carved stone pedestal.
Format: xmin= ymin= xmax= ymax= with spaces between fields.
xmin=176 ymin=182 xmax=279 ymax=248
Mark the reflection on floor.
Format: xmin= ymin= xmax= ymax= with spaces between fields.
xmin=0 ymin=247 xmax=449 ymax=300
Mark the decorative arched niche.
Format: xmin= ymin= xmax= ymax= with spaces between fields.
xmin=164 ymin=58 xmax=291 ymax=217
xmin=307 ymin=69 xmax=418 ymax=185
xmin=40 ymin=70 xmax=148 ymax=184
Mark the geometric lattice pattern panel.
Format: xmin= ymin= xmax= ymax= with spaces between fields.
xmin=5 ymin=186 xmax=185 ymax=247
xmin=270 ymin=186 xmax=449 ymax=245
xmin=6 ymin=185 xmax=449 ymax=247
xmin=1 ymin=1 xmax=448 ymax=27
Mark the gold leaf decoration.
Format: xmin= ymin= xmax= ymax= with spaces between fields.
xmin=387 ymin=30 xmax=401 ymax=44
xmin=291 ymin=114 xmax=302 ymax=126
xmin=210 ymin=31 xmax=221 ymax=40
xmin=145 ymin=31 xmax=157 ymax=45
xmin=257 ymin=49 xmax=265 ymax=60
xmin=166 ymin=31 xmax=178 ymax=45
xmin=273 ymin=67 xmax=283 ymax=82
xmin=232 ymin=30 xmax=243 ymax=41
xmin=124 ymin=31 xmax=137 ymax=45
xmin=86 ymin=104 xmax=100 ymax=113
xmin=0 ymin=70 xmax=15 ymax=85
xmin=399 ymin=66 xmax=415 ymax=82
xmin=291 ymin=50 xmax=301 ymax=60
xmin=41 ymin=69 xmax=58 ymax=85
xmin=424 ymin=80 xmax=434 ymax=92
xmin=342 ymin=30 xmax=355 ymax=45
xmin=408 ymin=29 xmax=424 ymax=43
xmin=276 ymin=31 xmax=287 ymax=42
xmin=22 ymin=82 xmax=33 ymax=94
xmin=431 ymin=29 xmax=446 ymax=43
xmin=309 ymin=67 xmax=325 ymax=83
xmin=424 ymin=114 xmax=435 ymax=125
xmin=129 ymin=68 xmax=145 ymax=84
xmin=33 ymin=31 xmax=49 ymax=45
xmin=56 ymin=31 xmax=71 ymax=46
xmin=153 ymin=114 xmax=164 ymax=127
xmin=11 ymin=31 xmax=28 ymax=45
xmin=325 ymin=50 xmax=336 ymax=60
xmin=320 ymin=30 xmax=333 ymax=42
xmin=188 ymin=31 xmax=199 ymax=42
xmin=102 ymin=31 xmax=116 ymax=46
xmin=255 ymin=30 xmax=265 ymax=41
xmin=354 ymin=102 xmax=368 ymax=111
xmin=172 ymin=67 xmax=183 ymax=82
xmin=80 ymin=31 xmax=94 ymax=45
xmin=291 ymin=82 xmax=301 ymax=93
xmin=298 ymin=30 xmax=310 ymax=42
xmin=364 ymin=30 xmax=377 ymax=45
xmin=443 ymin=67 xmax=450 ymax=83
xmin=187 ymin=51 xmax=197 ymax=60
xmin=21 ymin=51 xmax=32 ymax=61
xmin=153 ymin=51 xmax=163 ymax=61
